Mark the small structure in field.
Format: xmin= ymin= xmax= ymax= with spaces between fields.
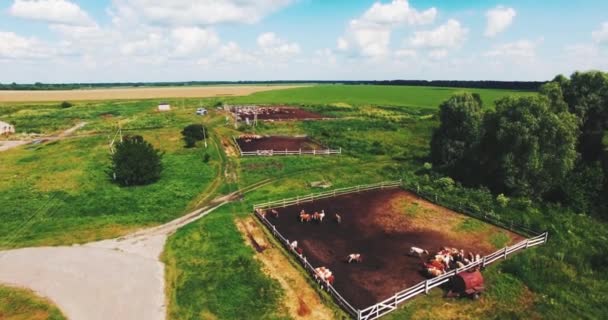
xmin=447 ymin=270 xmax=485 ymax=299
xmin=0 ymin=120 xmax=15 ymax=135
xmin=157 ymin=102 xmax=171 ymax=112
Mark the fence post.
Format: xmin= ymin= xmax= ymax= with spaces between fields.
xmin=299 ymin=148 xmax=302 ymax=155
xmin=313 ymin=149 xmax=316 ymax=155
xmin=503 ymin=247 xmax=508 ymax=259
xmin=482 ymin=256 xmax=487 ymax=268
xmin=283 ymin=199 xmax=286 ymax=208
xmin=544 ymin=232 xmax=549 ymax=243
xmin=525 ymin=238 xmax=530 ymax=249
xmin=357 ymin=309 xmax=362 ymax=320
xmin=424 ymin=280 xmax=429 ymax=294
xmin=339 ymin=147 xmax=342 ymax=154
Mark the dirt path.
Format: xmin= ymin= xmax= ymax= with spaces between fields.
xmin=0 ymin=122 xmax=87 ymax=152
xmin=235 ymin=217 xmax=335 ymax=320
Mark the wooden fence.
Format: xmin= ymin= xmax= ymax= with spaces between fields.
xmin=252 ymin=181 xmax=548 ymax=320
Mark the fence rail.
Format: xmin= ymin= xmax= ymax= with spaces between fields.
xmin=240 ymin=148 xmax=342 ymax=157
xmin=252 ymin=181 xmax=548 ymax=320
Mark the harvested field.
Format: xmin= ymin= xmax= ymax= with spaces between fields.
xmin=263 ymin=188 xmax=524 ymax=309
xmin=233 ymin=105 xmax=325 ymax=121
xmin=0 ymin=85 xmax=306 ymax=102
xmin=236 ymin=136 xmax=324 ymax=152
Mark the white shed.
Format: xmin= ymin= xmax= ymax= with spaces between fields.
xmin=158 ymin=102 xmax=171 ymax=111
xmin=0 ymin=120 xmax=15 ymax=135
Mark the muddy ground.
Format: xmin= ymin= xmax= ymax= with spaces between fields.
xmin=263 ymin=188 xmax=523 ymax=309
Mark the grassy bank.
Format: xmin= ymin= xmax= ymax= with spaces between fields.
xmin=0 ymin=285 xmax=66 ymax=320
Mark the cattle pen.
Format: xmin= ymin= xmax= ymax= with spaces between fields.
xmin=252 ymin=180 xmax=549 ymax=320
xmin=233 ymin=135 xmax=342 ymax=157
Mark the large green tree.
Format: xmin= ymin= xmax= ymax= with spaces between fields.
xmin=482 ymin=96 xmax=579 ymax=197
xmin=110 ymin=135 xmax=163 ymax=186
xmin=181 ymin=124 xmax=207 ymax=148
xmin=559 ymin=71 xmax=608 ymax=162
xmin=430 ymin=93 xmax=484 ymax=182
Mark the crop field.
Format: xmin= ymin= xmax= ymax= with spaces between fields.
xmin=229 ymin=85 xmax=536 ymax=110
xmin=0 ymin=85 xmax=305 ymax=102
xmin=1 ymin=84 xmax=607 ymax=320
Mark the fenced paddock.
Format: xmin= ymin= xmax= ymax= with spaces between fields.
xmin=253 ymin=181 xmax=548 ymax=320
xmin=233 ymin=135 xmax=341 ymax=157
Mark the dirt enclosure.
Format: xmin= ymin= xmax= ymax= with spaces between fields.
xmin=236 ymin=136 xmax=324 ymax=152
xmin=263 ymin=188 xmax=523 ymax=309
xmin=234 ymin=106 xmax=324 ymax=121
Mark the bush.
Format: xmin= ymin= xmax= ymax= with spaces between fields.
xmin=60 ymin=101 xmax=73 ymax=108
xmin=181 ymin=124 xmax=207 ymax=148
xmin=109 ymin=135 xmax=163 ymax=186
xmin=496 ymin=193 xmax=510 ymax=208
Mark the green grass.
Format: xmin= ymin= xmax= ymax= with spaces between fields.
xmin=455 ymin=217 xmax=489 ymax=233
xmin=0 ymin=285 xmax=66 ymax=320
xmin=163 ymin=204 xmax=287 ymax=320
xmin=489 ymin=232 xmax=511 ymax=249
xmin=229 ymin=85 xmax=535 ymax=110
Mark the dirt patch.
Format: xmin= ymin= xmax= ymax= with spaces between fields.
xmin=235 ymin=136 xmax=324 ymax=152
xmin=221 ymin=137 xmax=238 ymax=157
xmin=233 ymin=106 xmax=325 ymax=121
xmin=235 ymin=217 xmax=334 ymax=320
xmin=262 ymin=188 xmax=525 ymax=309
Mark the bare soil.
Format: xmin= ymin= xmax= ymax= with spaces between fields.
xmin=236 ymin=136 xmax=324 ymax=152
xmin=263 ymin=188 xmax=524 ymax=309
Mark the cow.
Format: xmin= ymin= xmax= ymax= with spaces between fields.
xmin=334 ymin=213 xmax=342 ymax=224
xmin=347 ymin=253 xmax=363 ymax=263
xmin=409 ymin=246 xmax=429 ymax=257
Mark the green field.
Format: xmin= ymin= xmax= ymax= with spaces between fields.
xmin=1 ymin=84 xmax=607 ymax=319
xmin=0 ymin=285 xmax=66 ymax=320
xmin=229 ymin=85 xmax=535 ymax=109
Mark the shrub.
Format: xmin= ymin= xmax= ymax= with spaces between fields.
xmin=496 ymin=193 xmax=510 ymax=208
xmin=60 ymin=101 xmax=73 ymax=108
xmin=109 ymin=135 xmax=163 ymax=186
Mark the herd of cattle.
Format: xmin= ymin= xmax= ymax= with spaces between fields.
xmin=233 ymin=106 xmax=294 ymax=118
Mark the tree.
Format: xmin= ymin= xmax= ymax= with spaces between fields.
xmin=560 ymin=71 xmax=608 ymax=162
xmin=482 ymin=95 xmax=579 ymax=197
xmin=181 ymin=124 xmax=207 ymax=148
xmin=430 ymin=92 xmax=484 ymax=183
xmin=110 ymin=135 xmax=163 ymax=186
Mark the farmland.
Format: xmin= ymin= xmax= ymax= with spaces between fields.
xmin=0 ymin=85 xmax=306 ymax=102
xmin=0 ymin=84 xmax=607 ymax=319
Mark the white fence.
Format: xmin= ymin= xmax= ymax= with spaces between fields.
xmin=241 ymin=148 xmax=342 ymax=157
xmin=252 ymin=181 xmax=548 ymax=320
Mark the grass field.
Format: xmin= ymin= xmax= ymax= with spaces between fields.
xmin=0 ymin=285 xmax=66 ymax=320
xmin=229 ymin=85 xmax=535 ymax=109
xmin=1 ymin=84 xmax=607 ymax=319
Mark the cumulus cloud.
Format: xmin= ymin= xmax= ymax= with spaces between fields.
xmin=171 ymin=27 xmax=219 ymax=57
xmin=592 ymin=22 xmax=608 ymax=44
xmin=484 ymin=6 xmax=516 ymax=37
xmin=484 ymin=40 xmax=537 ymax=58
xmin=410 ymin=19 xmax=468 ymax=49
xmin=338 ymin=0 xmax=436 ymax=57
xmin=9 ymin=0 xmax=95 ymax=26
xmin=0 ymin=31 xmax=53 ymax=59
xmin=394 ymin=49 xmax=417 ymax=59
xmin=257 ymin=32 xmax=300 ymax=57
xmin=110 ymin=0 xmax=293 ymax=26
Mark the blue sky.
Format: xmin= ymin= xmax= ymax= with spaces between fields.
xmin=0 ymin=0 xmax=607 ymax=83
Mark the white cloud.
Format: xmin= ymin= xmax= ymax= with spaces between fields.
xmin=410 ymin=19 xmax=468 ymax=49
xmin=592 ymin=22 xmax=608 ymax=44
xmin=428 ymin=49 xmax=448 ymax=59
xmin=0 ymin=31 xmax=53 ymax=59
xmin=171 ymin=27 xmax=219 ymax=57
xmin=109 ymin=0 xmax=293 ymax=26
xmin=394 ymin=49 xmax=417 ymax=58
xmin=120 ymin=32 xmax=165 ymax=56
xmin=198 ymin=41 xmax=258 ymax=67
xmin=484 ymin=40 xmax=537 ymax=58
xmin=338 ymin=0 xmax=436 ymax=57
xmin=257 ymin=32 xmax=300 ymax=57
xmin=9 ymin=0 xmax=95 ymax=26
xmin=484 ymin=6 xmax=516 ymax=37
xmin=312 ymin=48 xmax=337 ymax=66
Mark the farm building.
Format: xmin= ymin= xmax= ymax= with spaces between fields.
xmin=0 ymin=120 xmax=15 ymax=135
xmin=157 ymin=102 xmax=171 ymax=111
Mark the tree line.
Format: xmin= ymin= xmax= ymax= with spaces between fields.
xmin=431 ymin=71 xmax=608 ymax=217
xmin=0 ymin=80 xmax=543 ymax=91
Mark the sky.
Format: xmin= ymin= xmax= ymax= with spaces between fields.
xmin=0 ymin=0 xmax=607 ymax=83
